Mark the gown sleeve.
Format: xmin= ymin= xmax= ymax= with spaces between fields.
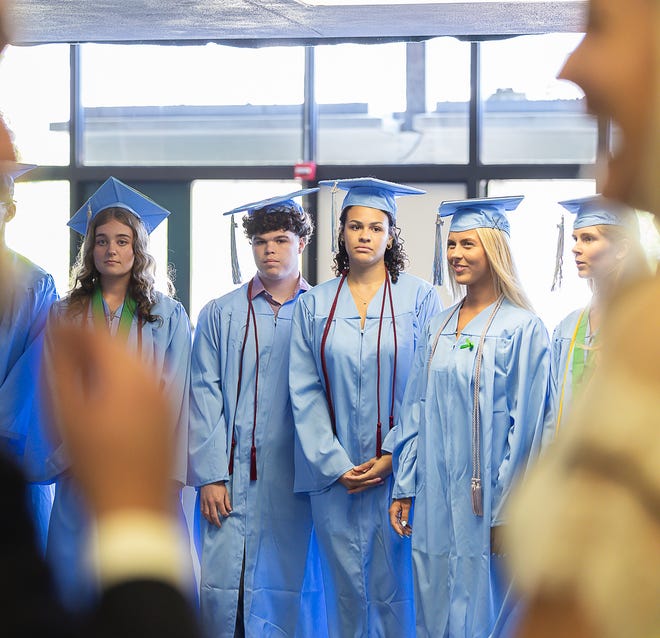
xmin=540 ymin=321 xmax=564 ymax=450
xmin=289 ymin=295 xmax=354 ymax=494
xmin=161 ymin=301 xmax=192 ymax=486
xmin=382 ymin=282 xmax=441 ymax=454
xmin=0 ymin=273 xmax=58 ymax=456
xmin=187 ymin=301 xmax=230 ymax=487
xmin=491 ymin=315 xmax=550 ymax=525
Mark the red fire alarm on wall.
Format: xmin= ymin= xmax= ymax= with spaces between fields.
xmin=293 ymin=161 xmax=317 ymax=181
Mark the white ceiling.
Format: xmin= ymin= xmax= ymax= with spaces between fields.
xmin=10 ymin=1 xmax=586 ymax=46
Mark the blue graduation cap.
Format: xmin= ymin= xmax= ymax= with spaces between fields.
xmin=319 ymin=178 xmax=426 ymax=218
xmin=433 ymin=196 xmax=524 ymax=285
xmin=551 ymin=194 xmax=636 ymax=290
xmin=222 ymin=187 xmax=319 ymax=218
xmin=438 ymin=196 xmax=524 ymax=235
xmin=68 ymin=177 xmax=171 ymax=236
xmin=222 ymin=187 xmax=319 ymax=285
xmin=319 ymin=177 xmax=426 ymax=253
xmin=0 ymin=162 xmax=36 ymax=199
xmin=559 ymin=194 xmax=632 ymax=229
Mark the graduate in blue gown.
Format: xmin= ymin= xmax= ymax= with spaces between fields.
xmin=0 ymin=162 xmax=58 ymax=553
xmin=546 ymin=195 xmax=650 ymax=441
xmin=389 ymin=196 xmax=550 ymax=638
xmin=188 ymin=189 xmax=324 ymax=638
xmin=289 ymin=178 xmax=441 ymax=638
xmin=42 ymin=178 xmax=192 ymax=609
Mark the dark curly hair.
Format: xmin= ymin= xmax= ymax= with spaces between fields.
xmin=66 ymin=207 xmax=170 ymax=324
xmin=332 ymin=207 xmax=408 ymax=283
xmin=242 ymin=205 xmax=314 ymax=242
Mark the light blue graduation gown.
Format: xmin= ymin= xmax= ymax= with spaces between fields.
xmin=393 ymin=298 xmax=550 ymax=638
xmin=289 ymin=272 xmax=441 ymax=638
xmin=544 ymin=307 xmax=592 ymax=446
xmin=189 ymin=282 xmax=322 ymax=638
xmin=42 ymin=292 xmax=192 ymax=608
xmin=0 ymin=249 xmax=58 ymax=553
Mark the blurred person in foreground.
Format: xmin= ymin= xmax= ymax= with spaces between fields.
xmin=505 ymin=2 xmax=660 ymax=638
xmin=2 ymin=323 xmax=200 ymax=638
xmin=0 ymin=2 xmax=196 ymax=635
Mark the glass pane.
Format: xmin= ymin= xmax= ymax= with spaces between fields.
xmin=316 ymin=39 xmax=468 ymax=165
xmin=315 ymin=42 xmax=407 ymax=164
xmin=486 ymin=179 xmax=597 ymax=332
xmin=80 ymin=44 xmax=305 ymax=166
xmin=423 ymin=37 xmax=470 ymax=164
xmin=0 ymin=45 xmax=70 ymax=165
xmin=316 ymin=182 xmax=466 ymax=308
xmin=190 ymin=179 xmax=300 ymax=325
xmin=481 ymin=34 xmax=597 ymax=164
xmin=5 ymin=181 xmax=71 ymax=295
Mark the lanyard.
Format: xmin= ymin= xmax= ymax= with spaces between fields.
xmin=571 ymin=309 xmax=597 ymax=391
xmin=228 ymin=278 xmax=260 ymax=481
xmin=84 ymin=286 xmax=143 ymax=353
xmin=320 ymin=269 xmax=398 ymax=459
xmin=555 ymin=306 xmax=597 ymax=436
xmin=427 ymin=295 xmax=504 ymax=516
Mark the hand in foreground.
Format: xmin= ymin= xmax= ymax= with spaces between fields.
xmin=338 ymin=454 xmax=393 ymax=494
xmin=47 ymin=323 xmax=175 ymax=517
xmin=389 ymin=498 xmax=412 ymax=537
xmin=200 ymin=482 xmax=232 ymax=527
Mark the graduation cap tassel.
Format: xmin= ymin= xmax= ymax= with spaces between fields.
xmin=250 ymin=445 xmax=257 ymax=481
xmin=228 ymin=433 xmax=236 ymax=475
xmin=376 ymin=422 xmax=382 ymax=459
xmin=229 ymin=214 xmax=242 ymax=285
xmin=551 ymin=214 xmax=565 ymax=291
xmin=432 ymin=216 xmax=444 ymax=286
xmin=330 ymin=181 xmax=340 ymax=254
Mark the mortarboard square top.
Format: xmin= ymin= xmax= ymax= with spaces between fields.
xmin=438 ymin=196 xmax=524 ymax=236
xmin=68 ymin=177 xmax=171 ymax=236
xmin=319 ymin=178 xmax=426 ymax=219
xmin=0 ymin=162 xmax=36 ymax=198
xmin=558 ymin=195 xmax=632 ymax=230
xmin=222 ymin=188 xmax=319 ymax=217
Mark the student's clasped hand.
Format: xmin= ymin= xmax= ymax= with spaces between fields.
xmin=339 ymin=453 xmax=393 ymax=494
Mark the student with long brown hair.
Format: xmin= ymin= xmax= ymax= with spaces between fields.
xmin=43 ymin=178 xmax=192 ymax=609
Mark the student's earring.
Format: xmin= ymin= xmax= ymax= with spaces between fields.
xmin=386 ymin=239 xmax=394 ymax=249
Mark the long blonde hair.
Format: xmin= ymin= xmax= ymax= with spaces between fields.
xmin=448 ymin=227 xmax=533 ymax=311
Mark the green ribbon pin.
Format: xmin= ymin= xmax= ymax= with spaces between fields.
xmin=460 ymin=338 xmax=474 ymax=351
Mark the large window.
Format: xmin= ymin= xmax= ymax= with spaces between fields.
xmin=79 ymin=43 xmax=305 ymax=166
xmin=1 ymin=34 xmax=613 ymax=319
